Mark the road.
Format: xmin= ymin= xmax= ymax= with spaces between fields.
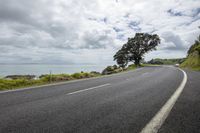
xmin=0 ymin=66 xmax=199 ymax=133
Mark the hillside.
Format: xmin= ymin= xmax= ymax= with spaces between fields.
xmin=147 ymin=58 xmax=185 ymax=65
xmin=180 ymin=36 xmax=200 ymax=70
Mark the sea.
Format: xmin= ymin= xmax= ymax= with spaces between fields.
xmin=0 ymin=64 xmax=107 ymax=77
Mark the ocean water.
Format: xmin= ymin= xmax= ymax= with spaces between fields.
xmin=0 ymin=64 xmax=107 ymax=77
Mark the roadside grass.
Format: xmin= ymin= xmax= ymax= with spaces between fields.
xmin=141 ymin=64 xmax=162 ymax=67
xmin=180 ymin=51 xmax=200 ymax=71
xmin=0 ymin=64 xmax=141 ymax=91
xmin=0 ymin=72 xmax=101 ymax=91
xmin=0 ymin=78 xmax=46 ymax=91
xmin=126 ymin=64 xmax=137 ymax=70
xmin=180 ymin=66 xmax=200 ymax=71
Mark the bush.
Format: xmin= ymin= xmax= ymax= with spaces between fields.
xmin=40 ymin=74 xmax=72 ymax=82
xmin=90 ymin=71 xmax=101 ymax=75
xmin=71 ymin=72 xmax=95 ymax=79
xmin=102 ymin=65 xmax=122 ymax=75
xmin=5 ymin=75 xmax=36 ymax=80
xmin=71 ymin=73 xmax=84 ymax=79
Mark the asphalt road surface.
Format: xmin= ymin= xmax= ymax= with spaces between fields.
xmin=0 ymin=66 xmax=199 ymax=133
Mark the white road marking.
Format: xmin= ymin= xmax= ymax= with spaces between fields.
xmin=67 ymin=83 xmax=111 ymax=95
xmin=140 ymin=68 xmax=187 ymax=133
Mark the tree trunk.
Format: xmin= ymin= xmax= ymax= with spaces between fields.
xmin=134 ymin=59 xmax=141 ymax=67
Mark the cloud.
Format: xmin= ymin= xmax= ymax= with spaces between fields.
xmin=160 ymin=31 xmax=186 ymax=51
xmin=0 ymin=0 xmax=200 ymax=64
xmin=167 ymin=9 xmax=184 ymax=16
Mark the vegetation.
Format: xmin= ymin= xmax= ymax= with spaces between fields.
xmin=102 ymin=65 xmax=122 ymax=75
xmin=113 ymin=50 xmax=128 ymax=69
xmin=147 ymin=58 xmax=185 ymax=65
xmin=180 ymin=34 xmax=200 ymax=70
xmin=114 ymin=33 xmax=160 ymax=67
xmin=102 ymin=64 xmax=137 ymax=75
xmin=126 ymin=64 xmax=137 ymax=70
xmin=5 ymin=75 xmax=36 ymax=80
xmin=187 ymin=35 xmax=200 ymax=54
xmin=0 ymin=72 xmax=101 ymax=91
xmin=0 ymin=63 xmax=139 ymax=91
xmin=180 ymin=52 xmax=200 ymax=70
xmin=0 ymin=78 xmax=45 ymax=91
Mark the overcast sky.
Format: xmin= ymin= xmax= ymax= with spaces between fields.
xmin=0 ymin=0 xmax=200 ymax=64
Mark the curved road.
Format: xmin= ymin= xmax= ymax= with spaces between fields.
xmin=0 ymin=66 xmax=199 ymax=133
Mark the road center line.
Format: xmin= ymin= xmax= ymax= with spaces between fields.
xmin=140 ymin=68 xmax=187 ymax=133
xmin=67 ymin=83 xmax=111 ymax=95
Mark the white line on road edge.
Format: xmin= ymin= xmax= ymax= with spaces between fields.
xmin=140 ymin=68 xmax=187 ymax=133
xmin=67 ymin=83 xmax=111 ymax=95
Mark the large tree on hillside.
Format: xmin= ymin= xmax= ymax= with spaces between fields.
xmin=114 ymin=33 xmax=160 ymax=67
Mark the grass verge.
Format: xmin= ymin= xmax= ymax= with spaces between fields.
xmin=0 ymin=72 xmax=101 ymax=91
xmin=0 ymin=65 xmax=139 ymax=91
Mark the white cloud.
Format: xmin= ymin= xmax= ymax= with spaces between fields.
xmin=0 ymin=0 xmax=200 ymax=64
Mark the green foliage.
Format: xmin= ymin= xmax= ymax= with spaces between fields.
xmin=102 ymin=64 xmax=137 ymax=75
xmin=126 ymin=64 xmax=137 ymax=70
xmin=181 ymin=34 xmax=200 ymax=71
xmin=113 ymin=49 xmax=128 ymax=68
xmin=187 ymin=35 xmax=200 ymax=55
xmin=0 ymin=72 xmax=101 ymax=90
xmin=102 ymin=65 xmax=122 ymax=75
xmin=5 ymin=75 xmax=36 ymax=80
xmin=114 ymin=33 xmax=160 ymax=67
xmin=147 ymin=58 xmax=185 ymax=65
xmin=40 ymin=74 xmax=72 ymax=82
xmin=0 ymin=79 xmax=45 ymax=91
xmin=180 ymin=51 xmax=200 ymax=70
xmin=71 ymin=72 xmax=94 ymax=79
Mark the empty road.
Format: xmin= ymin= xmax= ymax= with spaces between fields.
xmin=0 ymin=66 xmax=199 ymax=133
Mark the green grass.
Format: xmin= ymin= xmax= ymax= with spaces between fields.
xmin=126 ymin=64 xmax=137 ymax=70
xmin=180 ymin=51 xmax=200 ymax=71
xmin=0 ymin=65 xmax=139 ymax=91
xmin=141 ymin=64 xmax=161 ymax=67
xmin=147 ymin=58 xmax=185 ymax=65
xmin=0 ymin=78 xmax=46 ymax=91
xmin=0 ymin=72 xmax=101 ymax=91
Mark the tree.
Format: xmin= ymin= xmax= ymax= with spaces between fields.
xmin=114 ymin=33 xmax=160 ymax=67
xmin=113 ymin=49 xmax=128 ymax=69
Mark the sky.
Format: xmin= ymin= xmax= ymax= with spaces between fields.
xmin=0 ymin=0 xmax=200 ymax=65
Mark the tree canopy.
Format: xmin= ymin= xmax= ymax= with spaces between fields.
xmin=114 ymin=33 xmax=160 ymax=67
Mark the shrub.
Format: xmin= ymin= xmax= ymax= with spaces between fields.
xmin=5 ymin=75 xmax=36 ymax=80
xmin=102 ymin=65 xmax=121 ymax=75
xmin=40 ymin=74 xmax=72 ymax=82
xmin=71 ymin=72 xmax=95 ymax=79
xmin=71 ymin=73 xmax=84 ymax=79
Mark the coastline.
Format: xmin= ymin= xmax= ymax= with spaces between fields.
xmin=0 ymin=64 xmax=137 ymax=91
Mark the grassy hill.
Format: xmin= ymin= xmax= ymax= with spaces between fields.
xmin=180 ymin=36 xmax=200 ymax=70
